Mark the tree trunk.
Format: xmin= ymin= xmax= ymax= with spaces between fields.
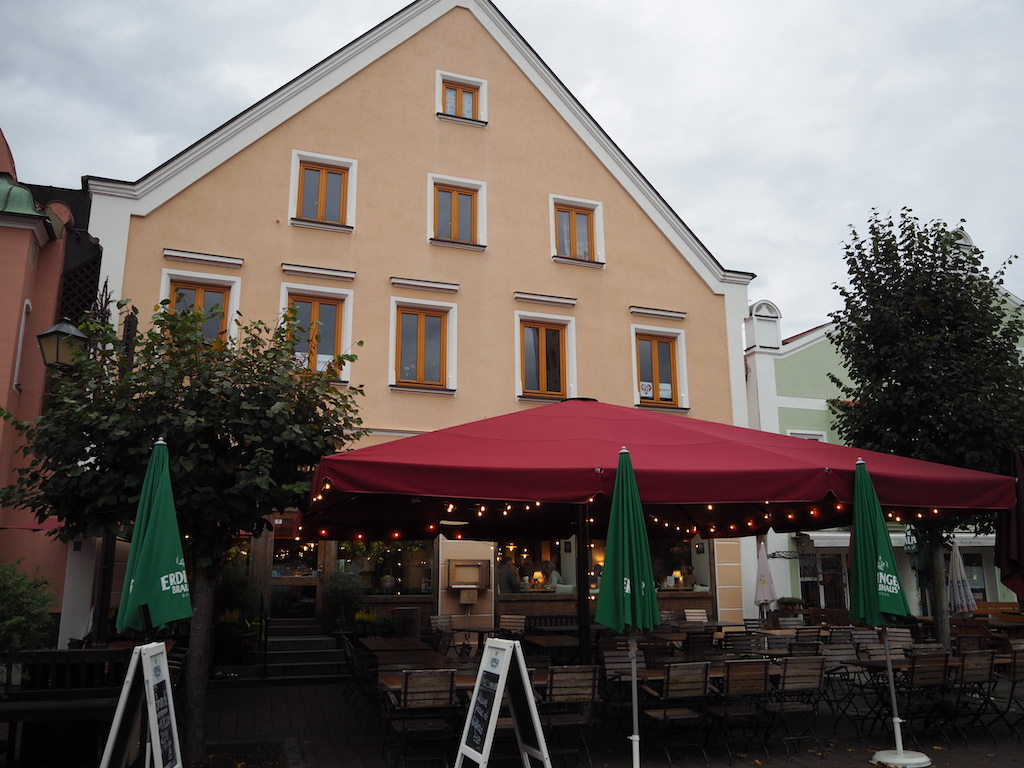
xmin=183 ymin=565 xmax=216 ymax=765
xmin=921 ymin=525 xmax=950 ymax=649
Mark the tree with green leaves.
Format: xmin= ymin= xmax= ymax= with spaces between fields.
xmin=829 ymin=208 xmax=1024 ymax=644
xmin=0 ymin=299 xmax=365 ymax=762
xmin=0 ymin=559 xmax=56 ymax=657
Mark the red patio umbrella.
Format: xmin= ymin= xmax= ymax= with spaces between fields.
xmin=306 ymin=399 xmax=1014 ymax=541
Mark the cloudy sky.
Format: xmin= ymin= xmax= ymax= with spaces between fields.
xmin=3 ymin=0 xmax=1022 ymax=337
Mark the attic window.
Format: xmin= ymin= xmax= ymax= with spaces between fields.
xmin=436 ymin=71 xmax=487 ymax=126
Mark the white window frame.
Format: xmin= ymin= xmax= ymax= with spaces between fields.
xmin=549 ymin=194 xmax=605 ymax=265
xmin=13 ymin=300 xmax=31 ymax=392
xmin=428 ymin=173 xmax=487 ymax=248
xmin=786 ymin=430 xmax=828 ymax=442
xmin=435 ymin=70 xmax=488 ymax=123
xmin=630 ymin=324 xmax=687 ymax=409
xmin=515 ymin=310 xmax=577 ymax=399
xmin=161 ymin=268 xmax=242 ymax=339
xmin=288 ymin=149 xmax=358 ymax=232
xmin=280 ymin=283 xmax=354 ymax=381
xmin=389 ymin=296 xmax=458 ymax=391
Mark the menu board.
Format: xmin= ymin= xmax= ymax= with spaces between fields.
xmin=455 ymin=639 xmax=551 ymax=768
xmin=100 ymin=642 xmax=182 ymax=768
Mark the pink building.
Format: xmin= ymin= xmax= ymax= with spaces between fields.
xmin=0 ymin=128 xmax=102 ymax=647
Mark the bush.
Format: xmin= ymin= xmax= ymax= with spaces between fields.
xmin=0 ymin=559 xmax=56 ymax=656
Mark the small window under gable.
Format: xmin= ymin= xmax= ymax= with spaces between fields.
xmin=289 ymin=150 xmax=357 ymax=233
xmin=436 ymin=71 xmax=487 ymax=126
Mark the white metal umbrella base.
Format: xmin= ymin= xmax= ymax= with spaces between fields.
xmin=870 ymin=749 xmax=931 ymax=767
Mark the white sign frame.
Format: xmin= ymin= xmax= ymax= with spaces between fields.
xmin=455 ymin=638 xmax=551 ymax=768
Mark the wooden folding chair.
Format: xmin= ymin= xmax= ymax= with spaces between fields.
xmin=640 ymin=661 xmax=712 ymax=768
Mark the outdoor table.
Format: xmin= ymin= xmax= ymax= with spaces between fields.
xmin=525 ymin=634 xmax=579 ymax=664
xmin=371 ymin=649 xmax=449 ymax=669
xmin=360 ymin=637 xmax=430 ymax=652
xmin=456 ymin=625 xmax=500 ymax=654
xmin=647 ymin=631 xmax=688 ymax=643
xmin=378 ymin=668 xmax=547 ymax=693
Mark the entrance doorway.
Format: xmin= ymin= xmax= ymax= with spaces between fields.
xmin=251 ymin=514 xmax=337 ymax=620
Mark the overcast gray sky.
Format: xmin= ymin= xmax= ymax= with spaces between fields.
xmin=3 ymin=0 xmax=1022 ymax=337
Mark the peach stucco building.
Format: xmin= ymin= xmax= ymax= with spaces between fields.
xmin=84 ymin=0 xmax=757 ymax=624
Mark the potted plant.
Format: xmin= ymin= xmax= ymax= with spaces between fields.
xmin=325 ymin=571 xmax=367 ymax=632
xmin=775 ymin=597 xmax=805 ymax=612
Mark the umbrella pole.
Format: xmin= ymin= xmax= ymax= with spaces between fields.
xmin=629 ymin=629 xmax=641 ymax=768
xmin=871 ymin=626 xmax=931 ymax=768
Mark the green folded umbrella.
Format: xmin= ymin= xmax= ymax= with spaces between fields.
xmin=596 ymin=448 xmax=659 ymax=768
xmin=596 ymin=448 xmax=659 ymax=633
xmin=116 ymin=438 xmax=193 ymax=634
xmin=849 ymin=459 xmax=910 ymax=626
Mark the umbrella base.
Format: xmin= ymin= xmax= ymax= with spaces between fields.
xmin=871 ymin=749 xmax=931 ymax=767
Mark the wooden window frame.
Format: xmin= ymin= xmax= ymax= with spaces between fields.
xmin=554 ymin=203 xmax=595 ymax=261
xmin=296 ymin=161 xmax=348 ymax=225
xmin=396 ymin=307 xmax=449 ymax=388
xmin=289 ymin=294 xmax=344 ymax=373
xmin=520 ymin=320 xmax=566 ymax=399
xmin=433 ymin=183 xmax=477 ymax=244
xmin=635 ymin=332 xmax=678 ymax=407
xmin=442 ymin=80 xmax=479 ymax=120
xmin=169 ymin=280 xmax=230 ymax=339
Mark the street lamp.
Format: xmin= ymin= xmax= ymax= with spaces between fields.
xmin=37 ymin=318 xmax=88 ymax=368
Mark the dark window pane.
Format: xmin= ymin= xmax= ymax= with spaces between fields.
xmin=424 ymin=315 xmax=442 ymax=384
xmin=575 ymin=211 xmax=590 ymax=259
xmin=293 ymin=300 xmax=313 ymax=357
xmin=657 ymin=340 xmax=673 ymax=400
xmin=457 ymin=192 xmax=473 ymax=242
xmin=301 ymin=168 xmax=320 ymax=219
xmin=437 ymin=190 xmax=452 ymax=239
xmin=400 ymin=313 xmax=418 ymax=380
xmin=324 ymin=172 xmax=343 ymax=224
xmin=544 ymin=328 xmax=562 ymax=393
xmin=638 ymin=339 xmax=653 ymax=400
xmin=174 ymin=287 xmax=197 ymax=312
xmin=316 ymin=303 xmax=338 ymax=371
xmin=523 ymin=326 xmax=539 ymax=391
xmin=556 ymin=210 xmax=571 ymax=256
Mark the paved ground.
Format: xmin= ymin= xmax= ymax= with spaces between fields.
xmin=203 ymin=681 xmax=1024 ymax=768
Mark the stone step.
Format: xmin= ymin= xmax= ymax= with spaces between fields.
xmin=266 ymin=620 xmax=325 ymax=637
xmin=264 ymin=648 xmax=347 ymax=665
xmin=263 ymin=660 xmax=348 ymax=678
xmin=267 ymin=635 xmax=337 ymax=652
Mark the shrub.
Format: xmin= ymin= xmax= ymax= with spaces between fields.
xmin=0 ymin=559 xmax=57 ymax=656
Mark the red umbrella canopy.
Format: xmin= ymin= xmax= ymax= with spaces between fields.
xmin=307 ymin=399 xmax=1015 ymax=540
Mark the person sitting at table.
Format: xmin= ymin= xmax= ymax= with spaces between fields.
xmin=541 ymin=560 xmax=564 ymax=586
xmin=498 ymin=557 xmax=521 ymax=593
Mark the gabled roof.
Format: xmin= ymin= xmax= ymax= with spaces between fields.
xmin=84 ymin=0 xmax=753 ymax=293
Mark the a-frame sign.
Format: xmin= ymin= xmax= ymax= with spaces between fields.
xmin=455 ymin=638 xmax=552 ymax=767
xmin=99 ymin=642 xmax=183 ymax=768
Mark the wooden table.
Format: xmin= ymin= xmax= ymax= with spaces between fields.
xmin=371 ymin=650 xmax=450 ymax=669
xmin=360 ymin=636 xmax=429 ymax=652
xmin=457 ymin=625 xmax=500 ymax=653
xmin=379 ymin=668 xmax=548 ymax=692
xmin=524 ymin=634 xmax=579 ymax=664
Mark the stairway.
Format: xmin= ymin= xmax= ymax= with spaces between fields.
xmin=211 ymin=617 xmax=349 ymax=687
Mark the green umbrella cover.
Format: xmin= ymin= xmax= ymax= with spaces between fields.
xmin=596 ymin=448 xmax=659 ymax=632
xmin=849 ymin=460 xmax=910 ymax=627
xmin=116 ymin=438 xmax=193 ymax=634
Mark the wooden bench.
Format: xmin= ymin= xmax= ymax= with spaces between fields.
xmin=0 ymin=647 xmax=133 ymax=763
